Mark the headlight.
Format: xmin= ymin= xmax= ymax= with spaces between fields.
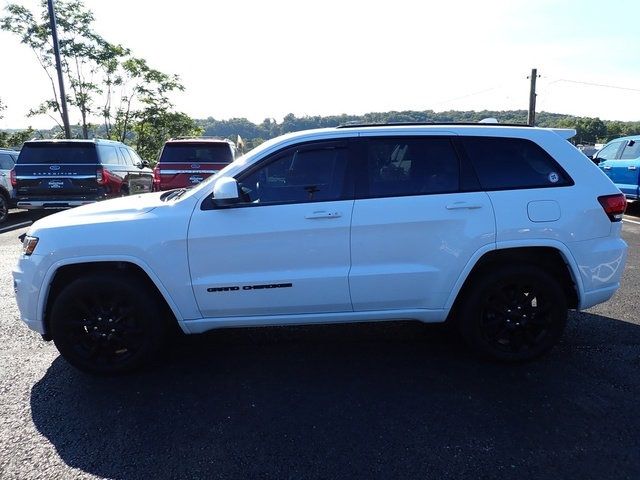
xmin=22 ymin=236 xmax=39 ymax=256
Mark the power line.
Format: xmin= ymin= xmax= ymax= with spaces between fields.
xmin=548 ymin=78 xmax=640 ymax=93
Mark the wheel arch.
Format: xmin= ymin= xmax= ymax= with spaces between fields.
xmin=446 ymin=242 xmax=582 ymax=313
xmin=40 ymin=257 xmax=187 ymax=338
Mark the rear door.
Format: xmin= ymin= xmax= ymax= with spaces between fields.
xmin=615 ymin=140 xmax=640 ymax=198
xmin=15 ymin=143 xmax=99 ymax=199
xmin=348 ymin=135 xmax=495 ymax=311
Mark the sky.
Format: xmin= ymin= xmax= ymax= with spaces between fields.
xmin=1 ymin=0 xmax=640 ymax=129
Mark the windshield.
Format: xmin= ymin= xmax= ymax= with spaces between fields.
xmin=18 ymin=143 xmax=98 ymax=164
xmin=159 ymin=143 xmax=233 ymax=164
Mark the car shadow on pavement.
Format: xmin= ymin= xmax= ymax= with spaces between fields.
xmin=31 ymin=313 xmax=640 ymax=480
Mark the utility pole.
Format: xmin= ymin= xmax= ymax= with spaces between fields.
xmin=47 ymin=0 xmax=71 ymax=138
xmin=527 ymin=68 xmax=538 ymax=127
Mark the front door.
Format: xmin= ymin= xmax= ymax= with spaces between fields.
xmin=188 ymin=140 xmax=355 ymax=318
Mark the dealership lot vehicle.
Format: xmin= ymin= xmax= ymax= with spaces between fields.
xmin=0 ymin=148 xmax=19 ymax=223
xmin=595 ymin=135 xmax=640 ymax=199
xmin=13 ymin=139 xmax=153 ymax=210
xmin=153 ymin=137 xmax=235 ymax=191
xmin=13 ymin=124 xmax=628 ymax=374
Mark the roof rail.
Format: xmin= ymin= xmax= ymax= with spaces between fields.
xmin=336 ymin=121 xmax=531 ymax=129
xmin=169 ymin=136 xmax=230 ymax=141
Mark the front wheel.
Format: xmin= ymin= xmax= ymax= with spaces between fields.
xmin=49 ymin=273 xmax=169 ymax=374
xmin=456 ymin=265 xmax=568 ymax=362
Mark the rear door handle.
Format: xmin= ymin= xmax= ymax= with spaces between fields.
xmin=305 ymin=211 xmax=342 ymax=219
xmin=446 ymin=202 xmax=482 ymax=210
xmin=603 ymin=166 xmax=612 ymax=170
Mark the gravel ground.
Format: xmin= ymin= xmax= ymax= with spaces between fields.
xmin=0 ymin=210 xmax=639 ymax=480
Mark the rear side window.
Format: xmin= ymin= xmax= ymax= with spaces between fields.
xmin=159 ymin=143 xmax=233 ymax=164
xmin=462 ymin=137 xmax=571 ymax=190
xmin=97 ymin=146 xmax=120 ymax=165
xmin=18 ymin=143 xmax=98 ymax=164
xmin=620 ymin=140 xmax=640 ymax=160
xmin=363 ymin=137 xmax=460 ymax=197
xmin=0 ymin=153 xmax=15 ymax=170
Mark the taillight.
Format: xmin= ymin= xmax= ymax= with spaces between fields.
xmin=598 ymin=193 xmax=626 ymax=222
xmin=10 ymin=169 xmax=16 ymax=187
xmin=96 ymin=167 xmax=109 ymax=185
xmin=153 ymin=166 xmax=161 ymax=183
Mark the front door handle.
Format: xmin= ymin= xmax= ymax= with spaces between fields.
xmin=603 ymin=165 xmax=612 ymax=170
xmin=628 ymin=165 xmax=637 ymax=170
xmin=305 ymin=211 xmax=342 ymax=219
xmin=446 ymin=202 xmax=482 ymax=210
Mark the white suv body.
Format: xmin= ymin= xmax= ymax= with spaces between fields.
xmin=13 ymin=125 xmax=628 ymax=373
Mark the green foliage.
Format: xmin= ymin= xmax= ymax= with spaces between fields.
xmin=1 ymin=0 xmax=186 ymax=150
xmin=133 ymin=111 xmax=203 ymax=164
xmin=0 ymin=98 xmax=5 ymax=119
xmin=0 ymin=128 xmax=35 ymax=149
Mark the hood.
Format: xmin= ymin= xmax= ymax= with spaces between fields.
xmin=31 ymin=192 xmax=168 ymax=230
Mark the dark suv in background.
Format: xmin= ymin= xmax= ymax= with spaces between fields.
xmin=13 ymin=139 xmax=153 ymax=210
xmin=0 ymin=148 xmax=19 ymax=223
xmin=153 ymin=137 xmax=235 ymax=191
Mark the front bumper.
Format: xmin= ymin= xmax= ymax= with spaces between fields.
xmin=13 ymin=253 xmax=48 ymax=334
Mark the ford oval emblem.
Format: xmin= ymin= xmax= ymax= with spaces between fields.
xmin=190 ymin=164 xmax=200 ymax=169
xmin=49 ymin=165 xmax=60 ymax=171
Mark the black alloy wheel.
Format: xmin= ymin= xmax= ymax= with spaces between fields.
xmin=458 ymin=264 xmax=567 ymax=362
xmin=50 ymin=273 xmax=168 ymax=374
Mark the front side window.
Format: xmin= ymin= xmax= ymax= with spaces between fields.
xmin=364 ymin=137 xmax=460 ymax=197
xmin=596 ymin=141 xmax=623 ymax=161
xmin=237 ymin=145 xmax=349 ymax=205
xmin=463 ymin=137 xmax=572 ymax=190
xmin=620 ymin=140 xmax=640 ymax=160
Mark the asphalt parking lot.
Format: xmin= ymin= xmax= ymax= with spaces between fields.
xmin=1 ymin=206 xmax=639 ymax=480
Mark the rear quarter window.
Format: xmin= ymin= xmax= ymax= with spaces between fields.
xmin=462 ymin=137 xmax=572 ymax=190
xmin=18 ymin=143 xmax=98 ymax=164
xmin=159 ymin=143 xmax=233 ymax=164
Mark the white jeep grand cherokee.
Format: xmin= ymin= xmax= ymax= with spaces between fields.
xmin=13 ymin=124 xmax=628 ymax=374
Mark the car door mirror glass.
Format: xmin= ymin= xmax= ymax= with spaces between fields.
xmin=212 ymin=176 xmax=240 ymax=206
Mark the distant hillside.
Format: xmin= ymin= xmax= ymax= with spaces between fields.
xmin=5 ymin=109 xmax=640 ymax=152
xmin=196 ymin=110 xmax=640 ymax=149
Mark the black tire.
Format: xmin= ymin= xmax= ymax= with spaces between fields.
xmin=456 ymin=264 xmax=567 ymax=362
xmin=0 ymin=193 xmax=8 ymax=224
xmin=49 ymin=273 xmax=169 ymax=375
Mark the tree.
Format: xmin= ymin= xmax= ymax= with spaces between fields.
xmin=1 ymin=0 xmax=186 ymax=145
xmin=0 ymin=98 xmax=5 ymax=119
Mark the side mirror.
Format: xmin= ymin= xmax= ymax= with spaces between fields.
xmin=212 ymin=176 xmax=240 ymax=206
xmin=139 ymin=160 xmax=150 ymax=168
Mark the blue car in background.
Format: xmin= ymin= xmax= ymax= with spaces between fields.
xmin=594 ymin=135 xmax=640 ymax=200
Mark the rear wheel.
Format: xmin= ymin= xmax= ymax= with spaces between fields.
xmin=457 ymin=265 xmax=567 ymax=362
xmin=49 ymin=273 xmax=169 ymax=374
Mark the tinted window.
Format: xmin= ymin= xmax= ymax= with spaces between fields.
xmin=364 ymin=138 xmax=459 ymax=197
xmin=119 ymin=148 xmax=133 ymax=166
xmin=620 ymin=140 xmax=640 ymax=160
xmin=596 ymin=141 xmax=623 ymax=161
xmin=18 ymin=143 xmax=98 ymax=164
xmin=160 ymin=143 xmax=233 ymax=164
xmin=0 ymin=153 xmax=15 ymax=170
xmin=463 ymin=137 xmax=571 ymax=190
xmin=238 ymin=145 xmax=348 ymax=205
xmin=128 ymin=149 xmax=143 ymax=165
xmin=97 ymin=146 xmax=119 ymax=165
